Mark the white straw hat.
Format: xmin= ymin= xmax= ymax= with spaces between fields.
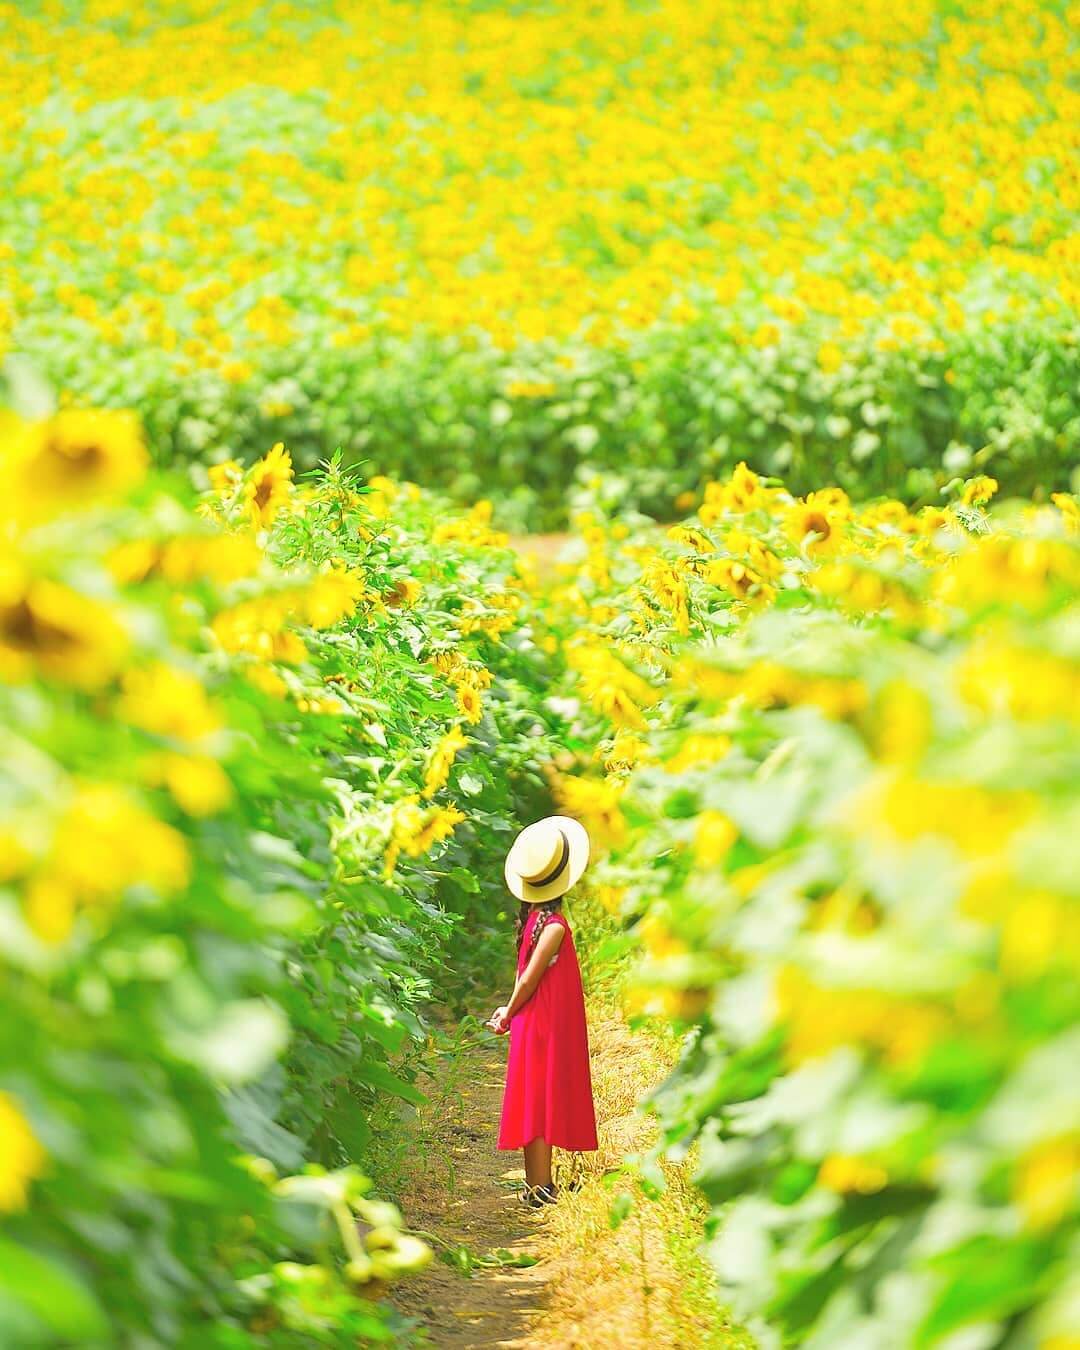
xmin=504 ymin=815 xmax=590 ymax=903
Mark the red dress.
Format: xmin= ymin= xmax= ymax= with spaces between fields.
xmin=497 ymin=910 xmax=598 ymax=1152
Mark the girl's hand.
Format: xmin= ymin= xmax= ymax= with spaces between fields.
xmin=487 ymin=1006 xmax=510 ymax=1035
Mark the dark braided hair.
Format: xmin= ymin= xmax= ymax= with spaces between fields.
xmin=515 ymin=898 xmax=563 ymax=960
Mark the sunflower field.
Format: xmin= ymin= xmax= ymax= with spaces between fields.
xmin=3 ymin=0 xmax=1080 ymax=1345
xmin=0 ymin=371 xmax=560 ymax=1345
xmin=4 ymin=0 xmax=1079 ymax=523
xmin=546 ymin=466 xmax=1080 ymax=1347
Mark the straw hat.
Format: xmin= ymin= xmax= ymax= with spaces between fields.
xmin=504 ymin=815 xmax=590 ymax=903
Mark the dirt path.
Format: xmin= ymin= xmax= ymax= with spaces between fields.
xmin=391 ymin=1028 xmax=550 ymax=1348
xmin=389 ymin=998 xmax=747 ymax=1350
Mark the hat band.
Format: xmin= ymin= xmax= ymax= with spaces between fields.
xmin=525 ymin=830 xmax=569 ymax=888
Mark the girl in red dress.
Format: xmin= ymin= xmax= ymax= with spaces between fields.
xmin=487 ymin=816 xmax=598 ymax=1206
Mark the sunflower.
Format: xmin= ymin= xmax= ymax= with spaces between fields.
xmin=7 ymin=408 xmax=147 ymax=516
xmin=302 ymin=568 xmax=368 ymax=628
xmin=0 ymin=1093 xmax=45 ymax=1213
xmin=784 ymin=490 xmax=850 ymax=555
xmin=0 ymin=574 xmax=129 ymax=688
xmin=422 ymin=725 xmax=469 ymax=799
xmin=244 ymin=442 xmax=293 ymax=528
xmin=208 ymin=459 xmax=243 ymax=494
xmin=457 ymin=684 xmax=483 ymax=723
xmin=961 ymin=475 xmax=999 ymax=507
xmin=705 ymin=557 xmax=775 ymax=605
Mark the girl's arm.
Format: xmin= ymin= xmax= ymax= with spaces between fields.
xmin=489 ymin=923 xmax=565 ymax=1033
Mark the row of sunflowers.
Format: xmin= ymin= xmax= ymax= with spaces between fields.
xmin=0 ymin=381 xmax=559 ymax=1346
xmin=4 ymin=0 xmax=1079 ymax=521
xmin=547 ymin=465 xmax=1079 ymax=1346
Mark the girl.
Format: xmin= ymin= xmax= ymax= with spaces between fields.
xmin=487 ymin=815 xmax=598 ymax=1206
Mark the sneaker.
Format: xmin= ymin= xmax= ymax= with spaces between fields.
xmin=521 ymin=1183 xmax=558 ymax=1208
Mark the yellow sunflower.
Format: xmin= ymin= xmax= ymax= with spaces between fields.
xmin=0 ymin=1093 xmax=45 ymax=1213
xmin=0 ymin=573 xmax=129 ymax=688
xmin=6 ymin=408 xmax=147 ymax=516
xmin=784 ymin=490 xmax=850 ymax=556
xmin=244 ymin=442 xmax=293 ymax=528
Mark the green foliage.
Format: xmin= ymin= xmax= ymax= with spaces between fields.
xmin=545 ymin=467 xmax=1080 ymax=1346
xmin=5 ymin=1 xmax=1079 ymax=526
xmin=20 ymin=318 xmax=1080 ymax=530
xmin=0 ymin=406 xmax=560 ymax=1345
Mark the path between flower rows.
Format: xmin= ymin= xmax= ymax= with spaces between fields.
xmin=388 ymin=998 xmax=745 ymax=1349
xmin=386 ymin=535 xmax=743 ymax=1348
xmin=389 ymin=1028 xmax=549 ymax=1347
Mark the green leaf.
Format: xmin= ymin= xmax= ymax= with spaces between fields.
xmin=815 ymin=1184 xmax=934 ymax=1247
xmin=354 ymin=1060 xmax=427 ymax=1106
xmin=768 ymin=1251 xmax=849 ymax=1337
xmin=488 ymin=1248 xmax=539 ymax=1268
xmin=326 ymin=1085 xmax=372 ymax=1159
xmin=0 ymin=1237 xmax=108 ymax=1342
xmin=915 ymin=1236 xmax=1053 ymax=1347
xmin=609 ymin=1192 xmax=633 ymax=1230
xmin=446 ymin=867 xmax=481 ymax=894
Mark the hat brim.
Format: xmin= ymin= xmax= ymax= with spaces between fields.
xmin=505 ymin=816 xmax=590 ymax=903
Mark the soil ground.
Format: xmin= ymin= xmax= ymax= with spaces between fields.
xmin=389 ymin=1030 xmax=549 ymax=1348
xmin=390 ymin=1003 xmax=749 ymax=1349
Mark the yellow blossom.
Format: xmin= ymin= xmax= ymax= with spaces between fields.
xmin=301 ymin=569 xmax=367 ymax=628
xmin=957 ymin=636 xmax=1080 ymax=723
xmin=208 ymin=459 xmax=243 ymax=493
xmin=457 ymin=684 xmax=483 ymax=724
xmin=601 ymin=730 xmax=648 ymax=774
xmin=861 ymin=773 xmax=1034 ymax=856
xmin=384 ymin=797 xmax=466 ymax=876
xmin=664 ymin=733 xmax=732 ymax=773
xmin=869 ymin=680 xmax=933 ymax=764
xmin=119 ymin=663 xmax=221 ymax=742
xmin=107 ymin=537 xmax=161 ymax=585
xmin=818 ymin=1155 xmax=888 ymax=1195
xmin=553 ymin=775 xmax=625 ymax=848
xmin=244 ymin=442 xmax=293 ymax=528
xmin=0 ymin=573 xmax=128 ymax=689
xmin=144 ymin=752 xmax=233 ymax=817
xmin=961 ymin=475 xmax=999 ymax=507
xmin=0 ymin=1093 xmax=45 ymax=1213
xmin=705 ymin=557 xmax=775 ymax=606
xmin=667 ymin=524 xmax=714 ymax=553
xmin=384 ymin=576 xmax=421 ymax=608
xmin=784 ymin=490 xmax=850 ymax=556
xmin=694 ymin=810 xmax=738 ymax=866
xmin=422 ymin=725 xmax=469 ymax=799
xmin=570 ymin=643 xmax=657 ymax=728
xmin=246 ymin=663 xmax=288 ymax=699
xmin=637 ymin=910 xmax=687 ymax=958
xmin=595 ymin=884 xmax=626 ymax=915
xmin=160 ymin=533 xmax=262 ymax=584
xmin=212 ymin=595 xmax=307 ymax=664
xmin=26 ymin=784 xmax=190 ymax=942
xmin=1050 ymin=493 xmax=1079 ymax=533
xmin=778 ymin=968 xmax=948 ymax=1069
xmin=935 ymin=536 xmax=1080 ymax=611
xmin=1014 ymin=1137 xmax=1080 ymax=1231
xmin=5 ymin=408 xmax=146 ymax=515
xmin=640 ymin=559 xmax=690 ymax=634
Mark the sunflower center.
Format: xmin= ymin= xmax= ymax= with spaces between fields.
xmin=0 ymin=600 xmax=79 ymax=655
xmin=49 ymin=439 xmax=107 ymax=478
xmin=253 ymin=474 xmax=275 ymax=510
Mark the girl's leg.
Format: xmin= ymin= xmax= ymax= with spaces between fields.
xmin=523 ymin=1136 xmax=553 ymax=1189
